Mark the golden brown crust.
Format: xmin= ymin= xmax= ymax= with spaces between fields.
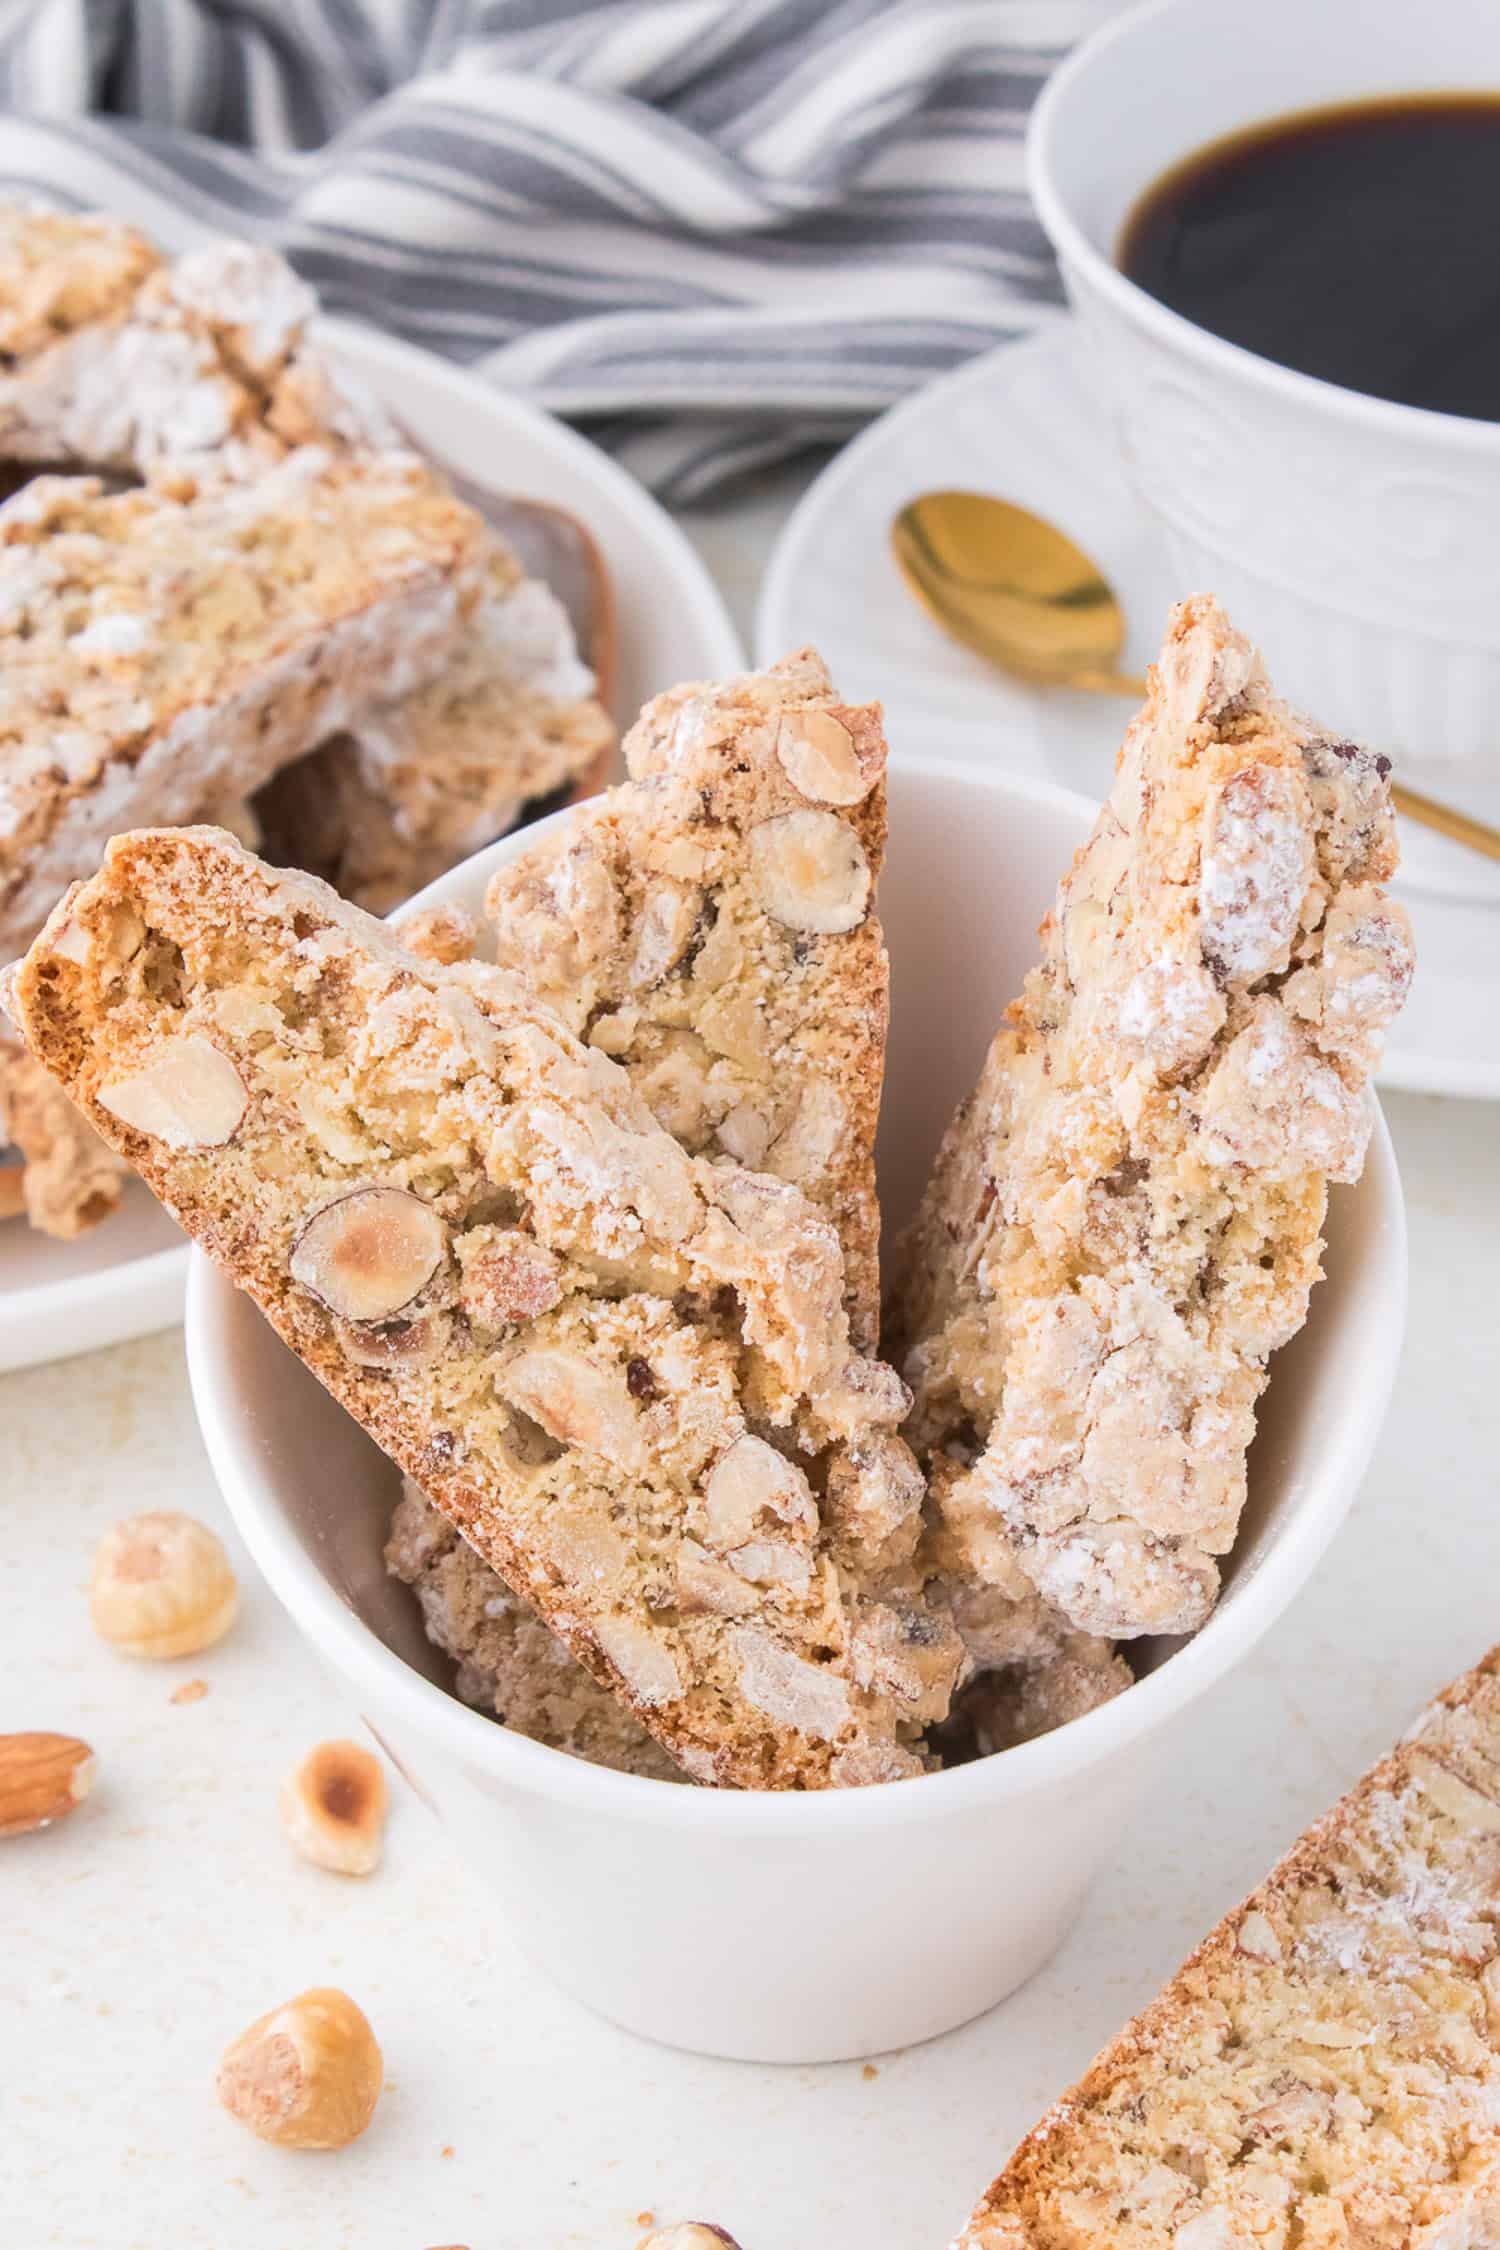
xmin=14 ymin=824 xmax=959 ymax=1788
xmin=485 ymin=650 xmax=890 ymax=1351
xmin=893 ymin=598 xmax=1413 ymax=1642
xmin=957 ymin=1647 xmax=1500 ymax=2248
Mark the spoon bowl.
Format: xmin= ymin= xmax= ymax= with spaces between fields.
xmin=891 ymin=488 xmax=1145 ymax=696
xmin=890 ymin=485 xmax=1500 ymax=862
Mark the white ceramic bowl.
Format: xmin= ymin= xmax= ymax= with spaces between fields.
xmin=1029 ymin=0 xmax=1500 ymax=776
xmin=186 ymin=760 xmax=1406 ymax=2064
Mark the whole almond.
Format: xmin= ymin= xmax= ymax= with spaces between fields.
xmin=0 ymin=1732 xmax=96 ymax=1837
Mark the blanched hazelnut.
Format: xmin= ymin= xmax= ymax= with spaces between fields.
xmin=217 ymin=1987 xmax=382 ymax=2149
xmin=748 ymin=810 xmax=870 ymax=934
xmin=281 ymin=1740 xmax=388 ymax=1876
xmin=640 ymin=2229 xmax=744 ymax=2250
xmin=90 ymin=1512 xmax=238 ymax=1659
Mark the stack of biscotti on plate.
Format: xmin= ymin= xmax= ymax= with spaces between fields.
xmin=0 ymin=205 xmax=612 ymax=1237
xmin=955 ymin=1646 xmax=1500 ymax=2246
xmin=0 ymin=205 xmax=614 ymax=928
xmin=6 ymin=608 xmax=1413 ymax=1785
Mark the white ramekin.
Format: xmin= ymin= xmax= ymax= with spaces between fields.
xmin=1028 ymin=0 xmax=1500 ymax=776
xmin=185 ymin=761 xmax=1406 ymax=2064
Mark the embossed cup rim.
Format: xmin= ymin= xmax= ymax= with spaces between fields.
xmin=1028 ymin=0 xmax=1500 ymax=458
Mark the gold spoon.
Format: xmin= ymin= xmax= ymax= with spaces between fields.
xmin=891 ymin=487 xmax=1500 ymax=864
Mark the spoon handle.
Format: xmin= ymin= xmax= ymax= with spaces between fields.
xmin=1093 ymin=672 xmax=1500 ymax=863
xmin=1390 ymin=780 xmax=1500 ymax=864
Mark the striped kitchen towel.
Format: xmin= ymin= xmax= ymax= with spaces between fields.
xmin=0 ymin=0 xmax=1122 ymax=499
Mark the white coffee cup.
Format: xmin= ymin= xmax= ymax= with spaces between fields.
xmin=185 ymin=762 xmax=1405 ymax=2063
xmin=1029 ymin=0 xmax=1500 ymax=777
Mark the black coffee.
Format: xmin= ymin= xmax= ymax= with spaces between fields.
xmin=1118 ymin=95 xmax=1500 ymax=421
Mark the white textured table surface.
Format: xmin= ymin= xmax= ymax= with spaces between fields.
xmin=4 ymin=478 xmax=1497 ymax=2250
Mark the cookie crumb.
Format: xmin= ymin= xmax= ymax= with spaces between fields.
xmin=862 ymin=2063 xmax=878 ymax=2081
xmin=170 ymin=1677 xmax=209 ymax=1705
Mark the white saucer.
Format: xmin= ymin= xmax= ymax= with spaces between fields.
xmin=0 ymin=323 xmax=742 ymax=1375
xmin=757 ymin=329 xmax=1500 ymax=1100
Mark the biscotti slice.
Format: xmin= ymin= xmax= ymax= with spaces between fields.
xmin=255 ymin=557 xmax=615 ymax=913
xmin=890 ymin=596 xmax=1413 ymax=1640
xmin=485 ymin=650 xmax=889 ymax=1351
xmin=0 ymin=206 xmax=159 ymax=373
xmin=12 ymin=827 xmax=960 ymax=1787
xmin=0 ymin=219 xmax=391 ymax=478
xmin=0 ymin=451 xmax=487 ymax=953
xmin=386 ymin=1480 xmax=681 ymax=1780
xmin=0 ymin=1031 xmax=125 ymax=1237
xmin=956 ymin=1647 xmax=1500 ymax=2249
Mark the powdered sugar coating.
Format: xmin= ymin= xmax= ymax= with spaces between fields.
xmin=255 ymin=556 xmax=612 ymax=913
xmin=956 ymin=1647 xmax=1500 ymax=2249
xmin=484 ymin=650 xmax=890 ymax=1351
xmin=892 ymin=597 xmax=1413 ymax=1641
xmin=0 ymin=220 xmax=392 ymax=478
xmin=15 ymin=827 xmax=958 ymax=1787
xmin=0 ymin=454 xmax=489 ymax=953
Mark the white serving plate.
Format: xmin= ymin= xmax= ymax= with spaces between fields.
xmin=0 ymin=321 xmax=742 ymax=1375
xmin=756 ymin=326 xmax=1500 ymax=1100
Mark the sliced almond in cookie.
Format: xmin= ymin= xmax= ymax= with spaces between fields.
xmin=290 ymin=1187 xmax=446 ymax=1322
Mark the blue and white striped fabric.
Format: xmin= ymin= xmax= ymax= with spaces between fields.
xmin=0 ymin=0 xmax=1119 ymax=499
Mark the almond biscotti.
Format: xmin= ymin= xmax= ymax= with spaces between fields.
xmin=0 ymin=451 xmax=487 ymax=954
xmin=0 ymin=1031 xmax=125 ymax=1237
xmin=255 ymin=559 xmax=615 ymax=914
xmin=891 ymin=597 xmax=1413 ymax=1641
xmin=0 ymin=214 xmax=391 ymax=477
xmin=12 ymin=827 xmax=961 ymax=1787
xmin=956 ymin=1647 xmax=1500 ymax=2249
xmin=386 ymin=1480 xmax=681 ymax=1781
xmin=0 ymin=208 xmax=612 ymax=928
xmin=485 ymin=651 xmax=889 ymax=1352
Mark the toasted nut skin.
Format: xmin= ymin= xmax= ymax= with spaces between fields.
xmin=217 ymin=1987 xmax=382 ymax=2149
xmin=96 ymin=1036 xmax=248 ymax=1148
xmin=90 ymin=1511 xmax=239 ymax=1659
xmin=290 ymin=1187 xmax=447 ymax=1323
xmin=0 ymin=1732 xmax=96 ymax=1837
xmin=281 ymin=1740 xmax=388 ymax=1876
xmin=640 ymin=2227 xmax=744 ymax=2250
